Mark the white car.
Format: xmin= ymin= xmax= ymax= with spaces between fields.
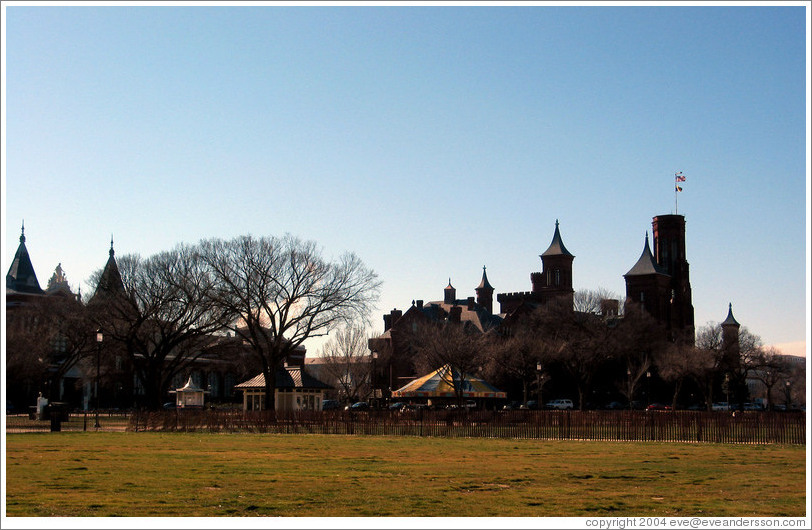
xmin=545 ymin=399 xmax=574 ymax=410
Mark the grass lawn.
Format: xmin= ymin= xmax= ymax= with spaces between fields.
xmin=4 ymin=433 xmax=806 ymax=517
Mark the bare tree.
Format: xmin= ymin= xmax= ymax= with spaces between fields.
xmin=656 ymin=338 xmax=697 ymax=410
xmin=573 ymin=288 xmax=622 ymax=315
xmin=524 ymin=297 xmax=615 ymax=410
xmin=5 ymin=294 xmax=93 ymax=404
xmin=484 ymin=321 xmax=562 ymax=405
xmin=319 ymin=325 xmax=372 ymax=403
xmin=750 ymin=346 xmax=792 ymax=410
xmin=691 ymin=323 xmax=727 ymax=410
xmin=408 ymin=322 xmax=491 ymax=407
xmin=199 ymin=235 xmax=380 ymax=411
xmin=90 ymin=245 xmax=231 ymax=410
xmin=613 ymin=304 xmax=668 ymax=408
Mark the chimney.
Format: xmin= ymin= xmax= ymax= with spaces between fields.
xmin=416 ymin=300 xmax=423 ymax=309
xmin=467 ymin=297 xmax=475 ymax=310
xmin=449 ymin=306 xmax=462 ymax=323
xmin=383 ymin=308 xmax=403 ymax=331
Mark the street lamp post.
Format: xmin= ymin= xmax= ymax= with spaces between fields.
xmin=536 ymin=362 xmax=544 ymax=406
xmin=94 ymin=329 xmax=103 ymax=429
xmin=784 ymin=380 xmax=792 ymax=411
xmin=626 ymin=368 xmax=632 ymax=409
xmin=645 ymin=371 xmax=651 ymax=408
xmin=371 ymin=351 xmax=378 ymax=406
xmin=724 ymin=373 xmax=731 ymax=410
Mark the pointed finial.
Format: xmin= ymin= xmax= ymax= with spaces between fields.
xmin=20 ymin=220 xmax=26 ymax=243
xmin=109 ymin=234 xmax=115 ymax=257
xmin=555 ymin=219 xmax=559 ymax=227
xmin=483 ymin=265 xmax=487 ymax=272
xmin=729 ymin=302 xmax=732 ymax=311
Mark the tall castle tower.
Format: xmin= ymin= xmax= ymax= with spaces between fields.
xmin=624 ymin=215 xmax=695 ymax=342
xmin=652 ymin=214 xmax=695 ymax=340
xmin=498 ymin=220 xmax=575 ymax=314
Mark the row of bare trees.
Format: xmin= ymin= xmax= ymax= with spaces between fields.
xmin=6 ymin=235 xmax=381 ymax=411
xmin=323 ymin=289 xmax=803 ymax=412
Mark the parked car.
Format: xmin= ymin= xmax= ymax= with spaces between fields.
xmin=521 ymin=400 xmax=539 ymax=410
xmin=162 ymin=402 xmax=176 ymax=410
xmin=711 ymin=402 xmax=731 ymax=411
xmin=646 ymin=403 xmax=672 ymax=411
xmin=346 ymin=401 xmax=370 ymax=411
xmin=502 ymin=400 xmax=522 ymax=411
xmin=605 ymin=401 xmax=625 ymax=410
xmin=743 ymin=402 xmax=764 ymax=411
xmin=388 ymin=402 xmax=407 ymax=411
xmin=545 ymin=399 xmax=574 ymax=410
xmin=321 ymin=399 xmax=341 ymax=411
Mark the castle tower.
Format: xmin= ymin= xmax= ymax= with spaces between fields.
xmin=475 ymin=266 xmax=494 ymax=314
xmin=652 ymin=214 xmax=695 ymax=341
xmin=720 ymin=303 xmax=741 ymax=372
xmin=532 ymin=219 xmax=575 ymax=303
xmin=443 ymin=279 xmax=456 ymax=305
xmin=6 ymin=221 xmax=44 ymax=295
xmin=623 ymin=233 xmax=671 ymax=322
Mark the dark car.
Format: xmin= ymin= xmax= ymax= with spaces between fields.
xmin=646 ymin=403 xmax=672 ymax=411
xmin=346 ymin=401 xmax=370 ymax=411
xmin=521 ymin=400 xmax=539 ymax=410
xmin=321 ymin=399 xmax=341 ymax=411
xmin=605 ymin=401 xmax=625 ymax=410
xmin=162 ymin=402 xmax=177 ymax=410
xmin=388 ymin=402 xmax=407 ymax=411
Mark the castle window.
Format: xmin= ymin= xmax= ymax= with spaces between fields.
xmin=640 ymin=292 xmax=645 ymax=302
xmin=554 ymin=269 xmax=560 ymax=286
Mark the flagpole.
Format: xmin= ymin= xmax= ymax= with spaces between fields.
xmin=674 ymin=171 xmax=685 ymax=215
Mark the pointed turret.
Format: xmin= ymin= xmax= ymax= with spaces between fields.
xmin=443 ymin=278 xmax=456 ymax=305
xmin=624 ymin=233 xmax=672 ymax=323
xmin=721 ymin=303 xmax=741 ymax=372
xmin=475 ymin=266 xmax=494 ymax=314
xmin=541 ymin=219 xmax=574 ymax=258
xmin=91 ymin=235 xmax=125 ymax=300
xmin=6 ymin=221 xmax=44 ymax=294
xmin=533 ymin=220 xmax=575 ymax=297
xmin=721 ymin=303 xmax=740 ymax=327
xmin=624 ymin=233 xmax=668 ymax=277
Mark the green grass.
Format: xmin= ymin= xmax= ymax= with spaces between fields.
xmin=5 ymin=433 xmax=806 ymax=517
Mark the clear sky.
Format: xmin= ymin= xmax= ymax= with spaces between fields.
xmin=2 ymin=2 xmax=809 ymax=359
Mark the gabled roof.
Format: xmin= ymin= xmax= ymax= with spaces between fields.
xmin=6 ymin=223 xmax=44 ymax=295
xmin=235 ymin=366 xmax=332 ymax=390
xmin=721 ymin=303 xmax=740 ymax=327
xmin=541 ymin=220 xmax=574 ymax=258
xmin=624 ymin=234 xmax=669 ymax=277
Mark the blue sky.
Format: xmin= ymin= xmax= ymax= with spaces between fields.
xmin=2 ymin=3 xmax=809 ymax=358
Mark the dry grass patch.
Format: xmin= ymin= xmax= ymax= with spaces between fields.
xmin=4 ymin=433 xmax=806 ymax=517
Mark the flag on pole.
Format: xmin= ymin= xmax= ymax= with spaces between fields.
xmin=675 ymin=174 xmax=686 ymax=182
xmin=675 ymin=185 xmax=683 ymax=192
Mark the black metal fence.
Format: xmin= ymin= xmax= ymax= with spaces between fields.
xmin=124 ymin=409 xmax=806 ymax=445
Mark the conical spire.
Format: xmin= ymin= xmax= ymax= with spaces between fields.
xmin=624 ymin=233 xmax=668 ymax=277
xmin=476 ymin=266 xmax=494 ymax=290
xmin=6 ymin=221 xmax=44 ymax=294
xmin=91 ymin=235 xmax=125 ymax=301
xmin=541 ymin=219 xmax=574 ymax=257
xmin=721 ymin=303 xmax=740 ymax=327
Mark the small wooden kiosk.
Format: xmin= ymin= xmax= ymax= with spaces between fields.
xmin=171 ymin=376 xmax=206 ymax=409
